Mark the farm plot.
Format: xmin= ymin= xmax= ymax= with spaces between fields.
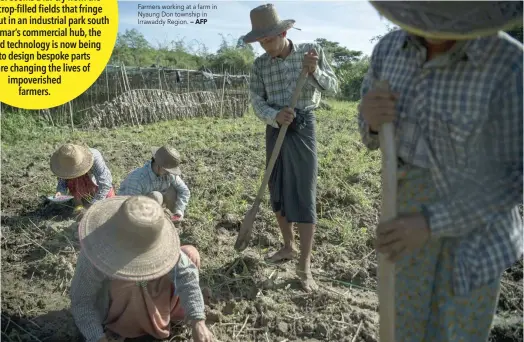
xmin=1 ymin=101 xmax=521 ymax=342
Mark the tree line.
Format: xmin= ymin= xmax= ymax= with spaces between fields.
xmin=109 ymin=25 xmax=523 ymax=102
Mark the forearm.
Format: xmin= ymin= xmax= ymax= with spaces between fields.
xmin=174 ymin=254 xmax=206 ymax=321
xmin=92 ymin=180 xmax=111 ymax=202
xmin=70 ymin=307 xmax=105 ymax=342
xmin=357 ymin=104 xmax=380 ymax=150
xmin=173 ymin=177 xmax=190 ymax=215
xmin=357 ymin=58 xmax=380 ymax=150
xmin=250 ymin=93 xmax=279 ymax=128
xmin=308 ymin=67 xmax=338 ymax=95
xmin=307 ymin=45 xmax=338 ymax=95
xmin=70 ymin=254 xmax=106 ymax=342
xmin=92 ymin=172 xmax=113 ymax=202
xmin=249 ymin=62 xmax=279 ymax=128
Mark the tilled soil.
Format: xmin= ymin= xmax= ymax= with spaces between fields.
xmin=2 ymin=166 xmax=522 ymax=342
xmin=1 ymin=111 xmax=522 ymax=341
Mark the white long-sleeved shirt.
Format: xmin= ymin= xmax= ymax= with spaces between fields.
xmin=117 ymin=160 xmax=190 ymax=216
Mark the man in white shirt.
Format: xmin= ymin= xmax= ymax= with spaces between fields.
xmin=118 ymin=145 xmax=190 ymax=221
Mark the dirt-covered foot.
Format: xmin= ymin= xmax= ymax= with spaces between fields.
xmin=265 ymin=246 xmax=298 ymax=263
xmin=296 ymin=265 xmax=319 ymax=293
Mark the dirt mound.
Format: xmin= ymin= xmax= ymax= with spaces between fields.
xmin=1 ymin=105 xmax=522 ymax=342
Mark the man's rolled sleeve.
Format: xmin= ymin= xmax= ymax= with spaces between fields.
xmin=171 ymin=175 xmax=190 ymax=216
xmin=307 ymin=45 xmax=339 ymax=95
xmin=249 ymin=62 xmax=279 ymax=128
xmin=90 ymin=151 xmax=113 ymax=203
xmin=70 ymin=252 xmax=107 ymax=342
xmin=173 ymin=252 xmax=205 ymax=321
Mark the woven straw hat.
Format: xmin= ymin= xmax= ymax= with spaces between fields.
xmin=369 ymin=1 xmax=523 ymax=40
xmin=243 ymin=4 xmax=295 ymax=43
xmin=50 ymin=143 xmax=94 ymax=179
xmin=78 ymin=195 xmax=180 ymax=281
xmin=151 ymin=145 xmax=181 ymax=175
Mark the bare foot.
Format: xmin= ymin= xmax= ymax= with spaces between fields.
xmin=296 ymin=265 xmax=319 ymax=293
xmin=265 ymin=246 xmax=298 ymax=263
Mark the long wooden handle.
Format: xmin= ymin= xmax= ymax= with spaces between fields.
xmin=251 ymin=70 xmax=309 ymax=207
xmin=375 ymin=80 xmax=397 ymax=342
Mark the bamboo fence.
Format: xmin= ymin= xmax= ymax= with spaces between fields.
xmin=2 ymin=64 xmax=251 ymax=129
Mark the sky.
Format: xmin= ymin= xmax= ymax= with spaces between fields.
xmin=116 ymin=0 xmax=393 ymax=57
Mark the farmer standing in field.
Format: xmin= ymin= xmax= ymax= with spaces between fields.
xmin=69 ymin=195 xmax=214 ymax=342
xmin=243 ymin=3 xmax=338 ymax=292
xmin=360 ymin=1 xmax=523 ymax=341
xmin=117 ymin=145 xmax=190 ymax=222
xmin=51 ymin=143 xmax=115 ymax=220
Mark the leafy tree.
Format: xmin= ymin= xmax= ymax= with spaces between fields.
xmin=314 ymin=38 xmax=362 ymax=68
xmin=370 ymin=23 xmax=399 ymax=43
xmin=207 ymin=34 xmax=255 ymax=73
xmin=107 ymin=29 xmax=374 ymax=100
xmin=110 ymin=29 xmax=154 ymax=66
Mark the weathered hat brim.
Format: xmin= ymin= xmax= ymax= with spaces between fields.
xmin=243 ymin=19 xmax=296 ymax=43
xmin=78 ymin=196 xmax=181 ymax=282
xmin=151 ymin=146 xmax=181 ymax=176
xmin=151 ymin=146 xmax=160 ymax=157
xmin=50 ymin=145 xmax=94 ymax=179
xmin=370 ymin=1 xmax=523 ymax=40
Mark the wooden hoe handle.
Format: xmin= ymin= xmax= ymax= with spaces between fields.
xmin=375 ymin=79 xmax=397 ymax=342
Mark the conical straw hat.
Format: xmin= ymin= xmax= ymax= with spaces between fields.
xmin=369 ymin=1 xmax=523 ymax=40
xmin=243 ymin=4 xmax=295 ymax=43
xmin=151 ymin=145 xmax=182 ymax=175
xmin=78 ymin=195 xmax=181 ymax=281
xmin=50 ymin=143 xmax=94 ymax=179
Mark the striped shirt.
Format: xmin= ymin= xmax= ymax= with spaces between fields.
xmin=70 ymin=250 xmax=204 ymax=342
xmin=358 ymin=30 xmax=523 ymax=295
xmin=56 ymin=148 xmax=113 ymax=203
xmin=117 ymin=160 xmax=190 ymax=216
xmin=250 ymin=40 xmax=339 ymax=128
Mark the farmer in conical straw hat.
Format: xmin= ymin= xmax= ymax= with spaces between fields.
xmin=69 ymin=195 xmax=214 ymax=342
xmin=118 ymin=145 xmax=190 ymax=222
xmin=242 ymin=3 xmax=338 ymax=292
xmin=51 ymin=143 xmax=115 ymax=220
xmin=360 ymin=1 xmax=523 ymax=340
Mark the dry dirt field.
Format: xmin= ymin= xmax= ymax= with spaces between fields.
xmin=1 ymin=101 xmax=522 ymax=342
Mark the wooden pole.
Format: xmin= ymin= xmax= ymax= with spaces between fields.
xmin=105 ymin=67 xmax=110 ymax=103
xmin=68 ymin=101 xmax=74 ymax=131
xmin=219 ymin=71 xmax=227 ymax=117
xmin=375 ymin=79 xmax=397 ymax=342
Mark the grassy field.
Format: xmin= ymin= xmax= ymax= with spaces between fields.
xmin=1 ymin=100 xmax=521 ymax=342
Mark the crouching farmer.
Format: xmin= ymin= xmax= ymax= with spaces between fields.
xmin=69 ymin=195 xmax=214 ymax=342
xmin=51 ymin=143 xmax=115 ymax=219
xmin=118 ymin=145 xmax=190 ymax=222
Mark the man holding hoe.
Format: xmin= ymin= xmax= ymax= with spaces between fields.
xmin=242 ymin=3 xmax=338 ymax=292
xmin=361 ymin=2 xmax=522 ymax=340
